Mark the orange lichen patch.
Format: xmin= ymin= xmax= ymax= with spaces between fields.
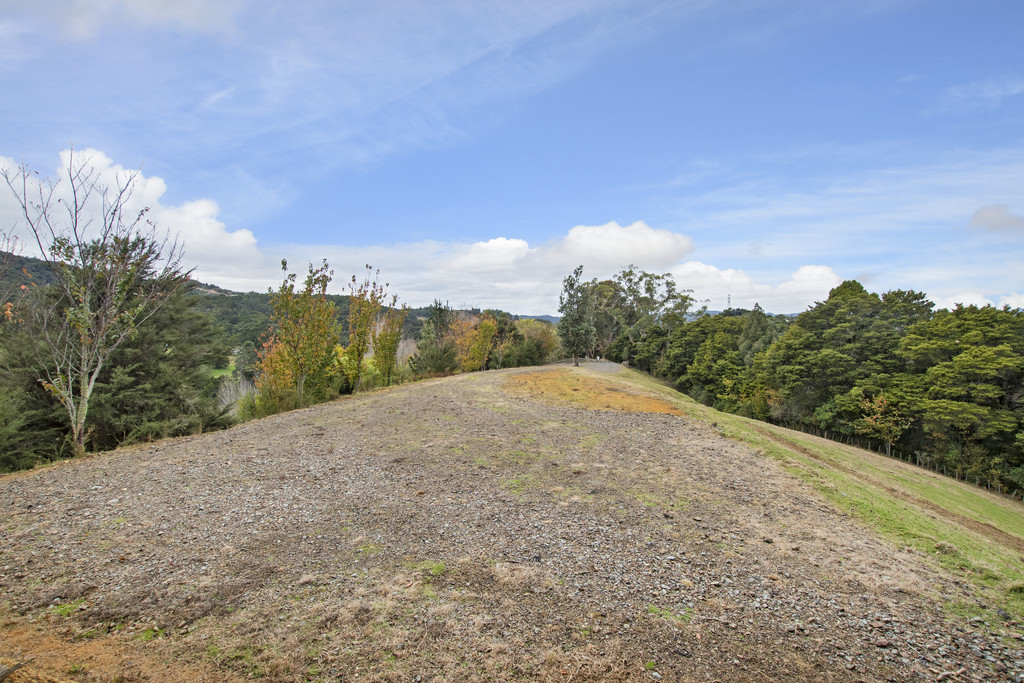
xmin=0 ymin=655 xmax=74 ymax=683
xmin=505 ymin=368 xmax=685 ymax=416
xmin=0 ymin=622 xmax=242 ymax=683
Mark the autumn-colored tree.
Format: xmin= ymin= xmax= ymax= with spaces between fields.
xmin=467 ymin=315 xmax=497 ymax=371
xmin=450 ymin=315 xmax=477 ymax=371
xmin=265 ymin=259 xmax=340 ymax=406
xmin=374 ymin=304 xmax=407 ymax=386
xmin=346 ymin=265 xmax=388 ymax=390
xmin=856 ymin=391 xmax=912 ymax=458
xmin=449 ymin=314 xmax=499 ymax=372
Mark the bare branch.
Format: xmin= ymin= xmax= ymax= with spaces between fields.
xmin=3 ymin=151 xmax=190 ymax=456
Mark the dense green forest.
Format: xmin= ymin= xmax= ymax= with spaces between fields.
xmin=565 ymin=267 xmax=1024 ymax=495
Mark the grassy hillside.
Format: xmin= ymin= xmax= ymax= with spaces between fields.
xmin=1 ymin=363 xmax=1022 ymax=681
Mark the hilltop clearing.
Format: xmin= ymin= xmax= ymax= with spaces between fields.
xmin=1 ymin=363 xmax=1023 ymax=681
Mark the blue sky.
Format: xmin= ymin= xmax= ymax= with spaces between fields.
xmin=1 ymin=0 xmax=1022 ymax=314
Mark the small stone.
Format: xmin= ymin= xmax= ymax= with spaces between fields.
xmin=873 ymin=638 xmax=890 ymax=648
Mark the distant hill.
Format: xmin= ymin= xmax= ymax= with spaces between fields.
xmin=521 ymin=314 xmax=559 ymax=324
xmin=0 ymin=250 xmax=57 ymax=288
xmin=0 ymin=251 xmax=545 ymax=346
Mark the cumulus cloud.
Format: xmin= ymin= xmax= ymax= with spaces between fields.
xmin=930 ymin=292 xmax=995 ymax=310
xmin=285 ymin=221 xmax=696 ymax=313
xmin=1000 ymin=293 xmax=1024 ymax=309
xmin=545 ymin=222 xmax=694 ymax=271
xmin=0 ymin=149 xmax=266 ymax=291
xmin=671 ymin=261 xmax=842 ymax=314
xmin=0 ymin=151 xmax=840 ymax=316
xmin=0 ymin=162 xmax=701 ymax=314
xmin=970 ymin=204 xmax=1024 ymax=231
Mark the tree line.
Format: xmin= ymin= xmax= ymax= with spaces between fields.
xmin=0 ymin=154 xmax=560 ymax=472
xmin=558 ymin=265 xmax=1024 ymax=494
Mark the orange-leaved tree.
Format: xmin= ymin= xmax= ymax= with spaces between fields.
xmin=453 ymin=314 xmax=497 ymax=372
xmin=263 ymin=259 xmax=340 ymax=406
xmin=253 ymin=332 xmax=294 ymax=402
xmin=857 ymin=391 xmax=912 ymax=458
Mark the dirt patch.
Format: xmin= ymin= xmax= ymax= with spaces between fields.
xmin=0 ymin=621 xmax=241 ymax=683
xmin=1 ymin=367 xmax=1022 ymax=681
xmin=505 ymin=366 xmax=686 ymax=417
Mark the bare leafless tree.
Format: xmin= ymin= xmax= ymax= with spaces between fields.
xmin=2 ymin=149 xmax=189 ymax=457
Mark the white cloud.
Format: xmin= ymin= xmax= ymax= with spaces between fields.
xmin=547 ymin=222 xmax=694 ymax=271
xmin=998 ymin=293 xmax=1024 ymax=310
xmin=970 ymin=204 xmax=1024 ymax=231
xmin=672 ymin=261 xmax=842 ymax=313
xmin=1 ymin=162 xmax=701 ymax=314
xmin=284 ymin=220 xmax=696 ymax=313
xmin=931 ymin=292 xmax=995 ymax=310
xmin=0 ymin=149 xmax=265 ymax=290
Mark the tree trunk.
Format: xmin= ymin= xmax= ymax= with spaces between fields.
xmin=72 ymin=426 xmax=86 ymax=459
xmin=72 ymin=383 xmax=91 ymax=458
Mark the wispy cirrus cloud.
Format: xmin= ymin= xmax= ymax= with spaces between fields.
xmin=642 ymin=144 xmax=1024 ymax=309
xmin=18 ymin=0 xmax=243 ymax=38
xmin=935 ymin=75 xmax=1024 ymax=112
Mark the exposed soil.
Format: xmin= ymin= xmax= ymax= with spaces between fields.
xmin=1 ymin=363 xmax=1022 ymax=682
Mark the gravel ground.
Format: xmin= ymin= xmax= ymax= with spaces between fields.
xmin=1 ymin=365 xmax=1022 ymax=682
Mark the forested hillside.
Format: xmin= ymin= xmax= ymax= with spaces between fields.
xmin=572 ymin=267 xmax=1024 ymax=495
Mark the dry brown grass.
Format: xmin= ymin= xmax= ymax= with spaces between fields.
xmin=505 ymin=368 xmax=686 ymax=416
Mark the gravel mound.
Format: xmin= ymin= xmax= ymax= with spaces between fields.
xmin=1 ymin=367 xmax=1021 ymax=681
